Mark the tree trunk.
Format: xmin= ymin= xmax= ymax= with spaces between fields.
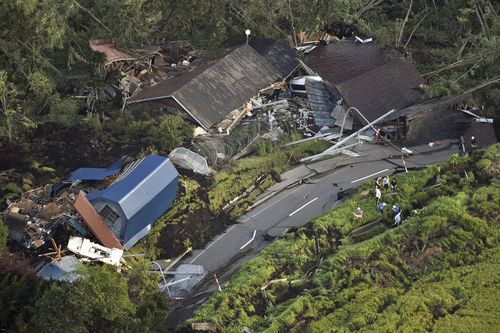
xmin=72 ymin=0 xmax=111 ymax=33
xmin=354 ymin=0 xmax=384 ymax=19
xmin=397 ymin=0 xmax=413 ymax=47
xmin=423 ymin=55 xmax=483 ymax=77
xmin=403 ymin=11 xmax=428 ymax=49
xmin=393 ymin=76 xmax=500 ymax=118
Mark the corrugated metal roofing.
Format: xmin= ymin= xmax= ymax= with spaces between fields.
xmin=86 ymin=155 xmax=179 ymax=246
xmin=305 ymin=78 xmax=336 ymax=127
xmin=305 ymin=41 xmax=388 ymax=87
xmin=250 ymin=38 xmax=298 ymax=78
xmin=73 ymin=191 xmax=123 ymax=249
xmin=86 ymin=155 xmax=178 ymax=219
xmin=335 ymin=57 xmax=424 ymax=123
xmin=172 ymin=44 xmax=281 ymax=129
xmin=69 ymin=159 xmax=121 ymax=181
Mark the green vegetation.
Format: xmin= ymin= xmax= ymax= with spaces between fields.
xmin=139 ymin=138 xmax=331 ymax=259
xmin=0 ymin=1 xmax=498 ymax=332
xmin=0 ymin=258 xmax=168 ymax=333
xmin=184 ymin=144 xmax=500 ymax=332
xmin=0 ymin=1 xmax=498 ymax=147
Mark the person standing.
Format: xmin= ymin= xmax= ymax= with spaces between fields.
xmin=377 ymin=202 xmax=386 ymax=213
xmin=383 ymin=175 xmax=390 ymax=189
xmin=375 ymin=185 xmax=382 ymax=204
xmin=376 ymin=177 xmax=382 ymax=187
xmin=394 ymin=212 xmax=402 ymax=226
xmin=354 ymin=207 xmax=364 ymax=219
xmin=391 ymin=179 xmax=398 ymax=193
xmin=471 ymin=136 xmax=478 ymax=151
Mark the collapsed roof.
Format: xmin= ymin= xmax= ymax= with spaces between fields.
xmin=404 ymin=108 xmax=498 ymax=147
xmin=305 ymin=40 xmax=424 ymax=124
xmin=128 ymin=39 xmax=297 ymax=130
xmin=89 ymin=39 xmax=136 ymax=66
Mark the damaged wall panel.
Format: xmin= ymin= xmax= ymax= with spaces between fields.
xmin=73 ymin=191 xmax=123 ymax=250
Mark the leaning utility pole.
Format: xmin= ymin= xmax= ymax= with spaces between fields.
xmin=301 ymin=108 xmax=398 ymax=162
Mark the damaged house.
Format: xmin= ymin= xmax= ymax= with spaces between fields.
xmin=72 ymin=154 xmax=179 ymax=250
xmin=303 ymin=40 xmax=424 ymax=126
xmin=128 ymin=38 xmax=297 ymax=131
xmin=3 ymin=154 xmax=179 ymax=278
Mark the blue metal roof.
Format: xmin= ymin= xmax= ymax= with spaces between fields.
xmin=86 ymin=155 xmax=179 ymax=246
xmin=69 ymin=159 xmax=122 ymax=181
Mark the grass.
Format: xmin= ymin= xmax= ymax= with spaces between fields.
xmin=182 ymin=144 xmax=500 ymax=333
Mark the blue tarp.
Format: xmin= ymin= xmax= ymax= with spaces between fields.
xmin=69 ymin=159 xmax=122 ymax=181
xmin=37 ymin=255 xmax=80 ymax=282
xmin=86 ymin=155 xmax=179 ymax=248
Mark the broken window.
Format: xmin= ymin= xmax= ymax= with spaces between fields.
xmin=100 ymin=205 xmax=120 ymax=223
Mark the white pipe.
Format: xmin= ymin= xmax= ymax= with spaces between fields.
xmin=152 ymin=262 xmax=172 ymax=298
xmin=300 ymin=142 xmax=360 ymax=162
xmin=165 ymin=276 xmax=191 ymax=287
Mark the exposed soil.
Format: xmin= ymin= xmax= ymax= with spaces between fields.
xmin=155 ymin=208 xmax=233 ymax=258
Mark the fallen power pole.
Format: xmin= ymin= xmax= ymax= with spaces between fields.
xmin=301 ymin=108 xmax=398 ymax=162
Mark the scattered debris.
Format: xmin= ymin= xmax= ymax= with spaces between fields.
xmin=2 ymin=154 xmax=179 ymax=278
xmin=67 ymin=236 xmax=123 ymax=266
xmin=191 ymin=322 xmax=216 ymax=332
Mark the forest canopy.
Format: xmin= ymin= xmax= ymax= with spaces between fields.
xmin=0 ymin=0 xmax=498 ymax=143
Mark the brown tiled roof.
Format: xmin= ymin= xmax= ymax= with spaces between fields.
xmin=305 ymin=41 xmax=388 ymax=87
xmin=89 ymin=39 xmax=135 ymax=66
xmin=335 ymin=57 xmax=424 ymax=123
xmin=73 ymin=191 xmax=123 ymax=249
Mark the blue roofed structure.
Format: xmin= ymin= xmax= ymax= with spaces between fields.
xmin=70 ymin=159 xmax=122 ymax=181
xmin=85 ymin=154 xmax=179 ymax=250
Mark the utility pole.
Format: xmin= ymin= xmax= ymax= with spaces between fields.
xmin=301 ymin=108 xmax=397 ymax=162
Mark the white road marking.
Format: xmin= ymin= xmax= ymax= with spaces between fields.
xmin=189 ymin=225 xmax=237 ymax=264
xmin=239 ymin=230 xmax=257 ymax=250
xmin=240 ymin=218 xmax=249 ymax=223
xmin=251 ymin=186 xmax=303 ymax=218
xmin=350 ymin=168 xmax=389 ymax=184
xmin=288 ymin=197 xmax=318 ymax=216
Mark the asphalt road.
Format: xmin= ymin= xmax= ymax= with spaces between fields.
xmin=167 ymin=143 xmax=460 ymax=328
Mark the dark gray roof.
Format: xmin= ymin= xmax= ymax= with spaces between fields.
xmin=172 ymin=44 xmax=281 ymax=129
xmin=250 ymin=38 xmax=298 ymax=78
xmin=305 ymin=41 xmax=388 ymax=88
xmin=129 ymin=62 xmax=212 ymax=103
xmin=335 ymin=57 xmax=424 ymax=123
xmin=128 ymin=41 xmax=296 ymax=129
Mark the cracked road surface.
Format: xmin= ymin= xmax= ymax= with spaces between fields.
xmin=166 ymin=144 xmax=460 ymax=328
